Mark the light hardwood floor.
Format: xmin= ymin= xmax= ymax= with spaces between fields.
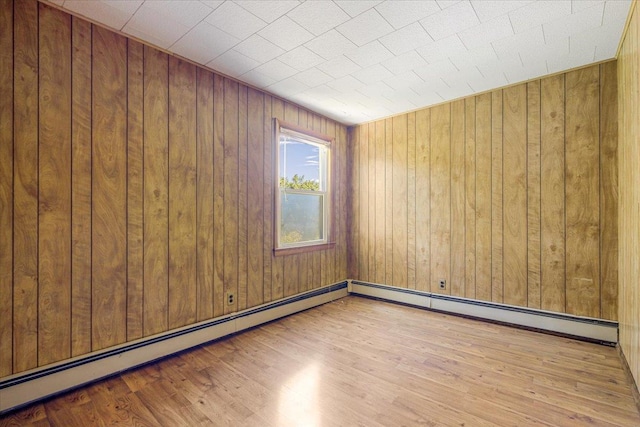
xmin=2 ymin=296 xmax=639 ymax=426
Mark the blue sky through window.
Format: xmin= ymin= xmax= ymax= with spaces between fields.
xmin=279 ymin=137 xmax=321 ymax=184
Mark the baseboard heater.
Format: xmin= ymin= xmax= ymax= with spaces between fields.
xmin=0 ymin=282 xmax=349 ymax=414
xmin=349 ymin=280 xmax=618 ymax=344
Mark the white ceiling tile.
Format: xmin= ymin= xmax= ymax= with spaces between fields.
xmin=544 ymin=3 xmax=606 ymax=41
xmin=420 ymin=1 xmax=479 ymax=40
xmin=492 ymin=26 xmax=545 ymax=59
xmin=382 ymin=50 xmax=428 ymax=75
xmin=592 ymin=20 xmax=627 ymax=60
xmin=233 ymin=35 xmax=285 ymax=63
xmin=510 ymin=1 xmax=572 ymax=34
xmin=236 ymin=0 xmax=300 ymax=23
xmin=475 ymin=54 xmax=521 ymax=79
xmin=335 ymin=1 xmax=383 ymax=18
xmin=171 ymin=22 xmax=239 ymax=64
xmin=547 ymin=45 xmax=596 ymax=73
xmin=302 ymin=84 xmax=342 ymax=99
xmin=336 ymin=8 xmax=394 ymax=46
xmin=415 ymin=34 xmax=467 ymax=64
xmin=205 ymin=1 xmax=267 ymax=39
xmin=572 ymin=0 xmax=604 ymax=13
xmin=465 ymin=72 xmax=508 ymax=92
xmin=383 ymin=71 xmax=423 ymax=90
xmin=519 ymin=36 xmax=569 ymax=65
xmin=258 ymin=16 xmax=314 ymax=51
xmin=470 ymin=0 xmax=532 ymax=22
xmin=206 ymin=49 xmax=260 ymax=77
xmin=199 ymin=1 xmax=225 ymax=11
xmin=63 ymin=0 xmax=142 ymax=30
xmin=317 ymin=55 xmax=361 ymax=78
xmin=436 ymin=0 xmax=462 ymax=9
xmin=441 ymin=66 xmax=484 ymax=89
xmin=278 ymin=46 xmax=325 ymax=71
xmin=357 ymin=81 xmax=394 ymax=97
xmin=413 ymin=59 xmax=459 ymax=81
xmin=436 ymin=83 xmax=474 ymax=101
xmin=345 ymin=41 xmax=394 ymax=67
xmin=266 ymin=76 xmax=309 ymax=97
xmin=326 ymin=75 xmax=367 ymax=92
xmin=458 ymin=15 xmax=514 ymax=50
xmin=379 ymin=22 xmax=433 ymax=55
xmin=412 ymin=79 xmax=449 ymax=97
xmin=448 ymin=44 xmax=497 ymax=69
xmin=603 ymin=0 xmax=632 ymax=26
xmin=253 ymin=59 xmax=298 ymax=82
xmin=304 ymin=30 xmax=358 ymax=60
xmin=124 ymin=1 xmax=201 ymax=49
xmin=504 ymin=58 xmax=548 ymax=83
xmin=374 ymin=0 xmax=441 ymax=29
xmin=240 ymin=69 xmax=277 ymax=88
xmin=287 ymin=1 xmax=351 ymax=36
xmin=352 ymin=64 xmax=394 ymax=84
xmin=294 ymin=68 xmax=333 ymax=87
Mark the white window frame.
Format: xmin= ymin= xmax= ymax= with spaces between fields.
xmin=274 ymin=119 xmax=334 ymax=255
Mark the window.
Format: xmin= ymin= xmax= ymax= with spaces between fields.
xmin=274 ymin=119 xmax=334 ymax=254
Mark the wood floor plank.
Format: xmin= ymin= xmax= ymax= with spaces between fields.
xmin=3 ymin=297 xmax=639 ymax=426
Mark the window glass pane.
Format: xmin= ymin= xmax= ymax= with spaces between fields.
xmin=279 ymin=136 xmax=324 ymax=191
xmin=280 ymin=192 xmax=324 ymax=244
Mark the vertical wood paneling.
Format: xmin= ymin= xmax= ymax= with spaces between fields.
xmin=540 ymin=74 xmax=566 ymax=314
xmin=143 ymin=46 xmax=169 ymax=336
xmin=392 ymin=115 xmax=408 ymax=287
xmin=337 ymin=124 xmax=349 ymax=281
xmin=385 ymin=118 xmax=393 ymax=286
xmin=565 ymin=66 xmax=600 ymax=318
xmin=359 ymin=125 xmax=369 ymax=281
xmin=450 ymin=100 xmax=465 ymax=296
xmin=491 ymin=90 xmax=504 ymax=304
xmin=195 ymin=68 xmax=214 ymax=321
xmin=92 ymin=27 xmax=127 ymax=350
xmin=527 ymin=81 xmax=541 ymax=309
xmin=415 ymin=110 xmax=430 ymax=292
xmin=0 ymin=0 xmax=13 ymax=376
xmin=368 ymin=122 xmax=377 ymax=282
xmin=238 ymin=85 xmax=248 ymax=308
xmin=502 ymin=85 xmax=528 ymax=307
xmin=38 ymin=4 xmax=72 ymax=365
xmin=464 ymin=98 xmax=476 ymax=300
xmin=271 ymin=98 xmax=284 ymax=300
xmin=168 ymin=58 xmax=197 ymax=328
xmin=13 ymin=0 xmax=39 ymax=373
xmin=247 ymin=88 xmax=264 ymax=307
xmin=407 ymin=114 xmax=416 ymax=289
xmin=430 ymin=104 xmax=451 ymax=294
xmin=348 ymin=125 xmax=359 ymax=280
xmin=326 ymin=118 xmax=338 ymax=284
xmin=475 ymin=93 xmax=492 ymax=302
xmin=212 ymin=74 xmax=225 ymax=316
xmin=297 ymin=109 xmax=310 ymax=291
xmin=375 ymin=120 xmax=386 ymax=285
xmin=283 ymin=103 xmax=300 ymax=297
xmin=126 ymin=39 xmax=144 ymax=341
xmin=599 ymin=61 xmax=618 ymax=321
xmin=223 ymin=79 xmax=239 ymax=312
xmin=262 ymin=95 xmax=273 ymax=303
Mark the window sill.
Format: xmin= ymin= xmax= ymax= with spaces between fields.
xmin=273 ymin=242 xmax=336 ymax=257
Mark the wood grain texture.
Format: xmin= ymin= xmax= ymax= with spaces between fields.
xmin=415 ymin=110 xmax=430 ymax=292
xmin=527 ymin=81 xmax=541 ymax=309
xmin=0 ymin=0 xmax=13 ymax=376
xmin=407 ymin=114 xmax=416 ymax=289
xmin=238 ymin=85 xmax=249 ymax=308
xmin=491 ymin=90 xmax=504 ymax=304
xmin=223 ymin=79 xmax=239 ymax=311
xmin=540 ymin=74 xmax=566 ymax=314
xmin=126 ymin=39 xmax=144 ymax=341
xmin=475 ymin=93 xmax=492 ymax=302
xmin=13 ymin=0 xmax=39 ymax=373
xmin=195 ymin=68 xmax=215 ymax=321
xmin=247 ymin=88 xmax=264 ymax=307
xmin=430 ymin=104 xmax=451 ymax=294
xmin=91 ymin=26 xmax=127 ymax=350
xmin=375 ymin=120 xmax=386 ymax=285
xmin=599 ymin=61 xmax=618 ymax=321
xmin=385 ymin=118 xmax=393 ymax=286
xmin=38 ymin=4 xmax=72 ymax=365
xmin=143 ymin=46 xmax=169 ymax=337
xmin=262 ymin=95 xmax=273 ymax=303
xmin=359 ymin=124 xmax=369 ymax=282
xmin=565 ymin=66 xmax=600 ymax=318
xmin=464 ymin=98 xmax=476 ymax=300
xmin=368 ymin=122 xmax=377 ymax=283
xmin=392 ymin=114 xmax=408 ymax=288
xmin=213 ymin=74 xmax=225 ymax=316
xmin=450 ymin=100 xmax=465 ymax=296
xmin=502 ymin=85 xmax=528 ymax=307
xmin=168 ymin=57 xmax=197 ymax=328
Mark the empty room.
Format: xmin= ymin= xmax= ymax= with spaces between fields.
xmin=1 ymin=0 xmax=640 ymax=425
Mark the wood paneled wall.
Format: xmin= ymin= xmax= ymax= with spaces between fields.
xmin=348 ymin=63 xmax=618 ymax=321
xmin=0 ymin=0 xmax=347 ymax=377
xmin=618 ymin=1 xmax=640 ymax=390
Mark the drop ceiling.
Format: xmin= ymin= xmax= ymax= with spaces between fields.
xmin=47 ymin=0 xmax=631 ymax=125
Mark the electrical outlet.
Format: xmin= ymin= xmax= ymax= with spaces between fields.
xmin=226 ymin=291 xmax=235 ymax=306
xmin=438 ymin=279 xmax=446 ymax=290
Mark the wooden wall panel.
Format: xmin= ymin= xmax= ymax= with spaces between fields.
xmin=0 ymin=0 xmax=14 ymax=376
xmin=617 ymin=2 xmax=639 ymax=387
xmin=168 ymin=57 xmax=197 ymax=328
xmin=13 ymin=0 xmax=39 ymax=373
xmin=126 ymin=39 xmax=144 ymax=341
xmin=349 ymin=63 xmax=617 ymax=321
xmin=502 ymin=85 xmax=528 ymax=307
xmin=565 ymin=66 xmax=600 ymax=318
xmin=38 ymin=4 xmax=72 ymax=365
xmin=91 ymin=26 xmax=127 ymax=350
xmin=359 ymin=125 xmax=369 ymax=281
xmin=2 ymin=0 xmax=348 ymax=377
